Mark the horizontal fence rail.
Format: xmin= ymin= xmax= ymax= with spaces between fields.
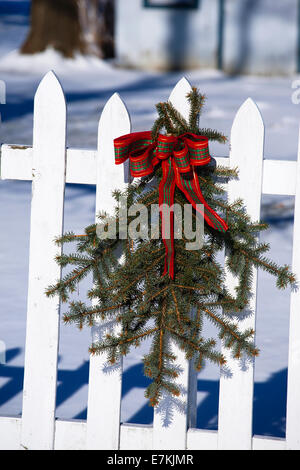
xmin=1 ymin=146 xmax=298 ymax=196
xmin=0 ymin=72 xmax=300 ymax=450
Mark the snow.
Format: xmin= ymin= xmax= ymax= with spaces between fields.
xmin=0 ymin=1 xmax=298 ymax=439
xmin=0 ymin=48 xmax=113 ymax=75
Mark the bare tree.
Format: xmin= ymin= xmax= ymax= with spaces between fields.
xmin=21 ymin=0 xmax=114 ymax=58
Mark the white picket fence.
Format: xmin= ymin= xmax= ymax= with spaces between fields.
xmin=0 ymin=72 xmax=300 ymax=451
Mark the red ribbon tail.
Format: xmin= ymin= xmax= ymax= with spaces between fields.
xmin=159 ymin=159 xmax=176 ymax=280
xmin=174 ymin=165 xmax=228 ymax=233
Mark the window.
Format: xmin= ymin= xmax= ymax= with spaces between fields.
xmin=144 ymin=0 xmax=199 ymax=9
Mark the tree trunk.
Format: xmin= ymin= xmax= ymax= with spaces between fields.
xmin=98 ymin=0 xmax=115 ymax=58
xmin=21 ymin=0 xmax=114 ymax=58
xmin=21 ymin=0 xmax=85 ymax=57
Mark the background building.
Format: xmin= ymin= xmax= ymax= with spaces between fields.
xmin=116 ymin=0 xmax=299 ymax=75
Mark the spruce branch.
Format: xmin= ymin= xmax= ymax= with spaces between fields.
xmin=46 ymin=86 xmax=295 ymax=406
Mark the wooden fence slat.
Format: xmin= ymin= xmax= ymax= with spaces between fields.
xmin=218 ymin=99 xmax=264 ymax=450
xmin=120 ymin=424 xmax=153 ymax=450
xmin=0 ymin=418 xmax=21 ymax=450
xmin=252 ymin=436 xmax=286 ymax=451
xmin=187 ymin=429 xmax=218 ymax=451
xmin=152 ymin=77 xmax=197 ymax=450
xmin=2 ymin=145 xmax=298 ymax=197
xmin=262 ymin=160 xmax=297 ymax=196
xmin=55 ymin=420 xmax=86 ymax=450
xmin=286 ymin=126 xmax=300 ymax=450
xmin=86 ymin=93 xmax=131 ymax=450
xmin=0 ymin=416 xmax=288 ymax=451
xmin=20 ymin=72 xmax=67 ymax=450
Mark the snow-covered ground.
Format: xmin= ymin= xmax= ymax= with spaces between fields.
xmin=0 ymin=1 xmax=299 ymax=438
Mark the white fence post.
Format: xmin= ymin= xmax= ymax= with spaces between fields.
xmin=286 ymin=126 xmax=300 ymax=450
xmin=86 ymin=93 xmax=131 ymax=450
xmin=218 ymin=99 xmax=264 ymax=450
xmin=152 ymin=77 xmax=198 ymax=450
xmin=20 ymin=72 xmax=67 ymax=450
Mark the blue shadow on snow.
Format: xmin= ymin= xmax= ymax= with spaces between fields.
xmin=0 ymin=348 xmax=288 ymax=438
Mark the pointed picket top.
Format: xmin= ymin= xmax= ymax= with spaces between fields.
xmin=34 ymin=70 xmax=66 ymax=109
xmin=33 ymin=71 xmax=66 ymax=157
xmin=232 ymin=97 xmax=264 ymax=136
xmin=169 ymin=76 xmax=193 ymax=121
xmin=229 ymin=97 xmax=264 ymax=218
xmin=96 ymin=92 xmax=131 ymax=214
xmin=231 ymin=97 xmax=264 ymax=142
xmin=98 ymin=92 xmax=131 ymax=143
xmin=32 ymin=71 xmax=66 ymax=169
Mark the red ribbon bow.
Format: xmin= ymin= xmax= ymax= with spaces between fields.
xmin=114 ymin=131 xmax=228 ymax=279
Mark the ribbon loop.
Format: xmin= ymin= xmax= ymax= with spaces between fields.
xmin=114 ymin=131 xmax=228 ymax=279
xmin=173 ymin=141 xmax=191 ymax=173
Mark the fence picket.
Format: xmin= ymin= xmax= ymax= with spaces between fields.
xmin=20 ymin=72 xmax=67 ymax=450
xmin=286 ymin=126 xmax=300 ymax=450
xmin=153 ymin=77 xmax=197 ymax=450
xmin=86 ymin=93 xmax=131 ymax=450
xmin=218 ymin=98 xmax=264 ymax=450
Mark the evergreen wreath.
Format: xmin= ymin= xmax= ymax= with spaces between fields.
xmin=46 ymin=88 xmax=295 ymax=406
